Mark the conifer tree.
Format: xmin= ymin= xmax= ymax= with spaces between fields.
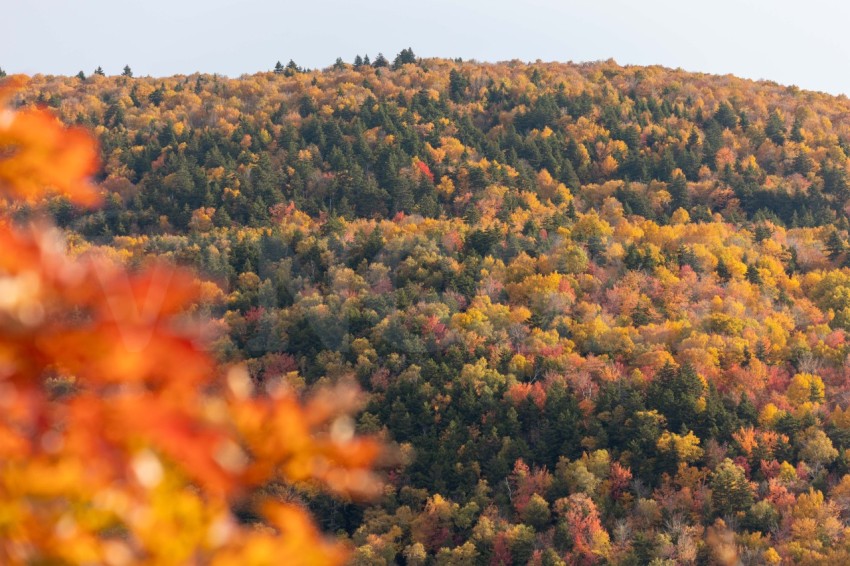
xmin=392 ymin=47 xmax=416 ymax=69
xmin=765 ymin=109 xmax=786 ymax=145
xmin=826 ymin=230 xmax=846 ymax=262
xmin=284 ymin=59 xmax=301 ymax=77
xmin=711 ymin=459 xmax=754 ymax=518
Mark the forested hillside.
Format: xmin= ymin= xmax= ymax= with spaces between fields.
xmin=14 ymin=54 xmax=850 ymax=563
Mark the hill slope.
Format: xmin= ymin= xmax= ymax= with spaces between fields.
xmin=18 ymin=58 xmax=850 ymax=563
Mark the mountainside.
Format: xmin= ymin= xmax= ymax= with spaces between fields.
xmin=17 ymin=58 xmax=850 ymax=231
xmin=18 ymin=57 xmax=850 ymax=563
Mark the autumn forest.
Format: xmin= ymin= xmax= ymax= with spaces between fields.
xmin=5 ymin=51 xmax=850 ymax=564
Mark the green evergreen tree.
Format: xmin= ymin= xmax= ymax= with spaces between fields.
xmin=711 ymin=459 xmax=754 ymax=518
xmin=791 ymin=114 xmax=805 ymax=142
xmin=284 ymin=60 xmax=301 ymax=77
xmin=129 ymin=84 xmax=141 ymax=107
xmin=794 ymin=151 xmax=813 ymax=175
xmin=765 ymin=109 xmax=786 ymax=145
xmin=647 ymin=363 xmax=704 ymax=432
xmin=668 ymin=171 xmax=690 ymax=211
xmin=714 ymin=101 xmax=738 ymax=129
xmin=716 ymin=258 xmax=731 ymax=282
xmin=745 ymin=263 xmax=762 ymax=284
xmin=826 ymin=230 xmax=846 ymax=262
xmin=753 ymin=224 xmax=772 ymax=243
xmin=449 ymin=69 xmax=469 ymax=102
xmin=392 ymin=47 xmax=416 ymax=70
xmin=148 ymin=84 xmax=165 ymax=107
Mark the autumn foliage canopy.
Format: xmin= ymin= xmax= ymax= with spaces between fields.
xmin=0 ymin=75 xmax=381 ymax=565
xmin=13 ymin=52 xmax=850 ymax=563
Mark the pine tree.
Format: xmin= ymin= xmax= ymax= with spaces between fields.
xmin=94 ymin=66 xmax=105 ymax=76
xmin=148 ymin=84 xmax=165 ymax=107
xmin=561 ymin=160 xmax=581 ymax=191
xmin=129 ymin=84 xmax=141 ymax=107
xmin=392 ymin=47 xmax=416 ymax=70
xmin=449 ymin=69 xmax=469 ymax=102
xmin=753 ymin=224 xmax=772 ymax=243
xmin=274 ymin=61 xmax=285 ymax=75
xmin=647 ymin=363 xmax=705 ymax=433
xmin=372 ymin=53 xmax=389 ymax=68
xmin=586 ymin=235 xmax=606 ymax=264
xmin=765 ymin=109 xmax=786 ymax=145
xmin=745 ymin=263 xmax=762 ymax=285
xmin=716 ymin=258 xmax=731 ymax=282
xmin=75 ymin=70 xmax=85 ymax=80
xmin=711 ymin=459 xmax=754 ymax=518
xmin=784 ymin=245 xmax=799 ymax=274
xmin=791 ymin=115 xmax=805 ymax=142
xmin=826 ymin=230 xmax=846 ymax=262
xmin=284 ymin=60 xmax=300 ymax=77
xmin=668 ymin=172 xmax=690 ymax=211
xmin=714 ymin=101 xmax=738 ymax=129
xmin=794 ymin=151 xmax=813 ymax=175
xmin=353 ymin=55 xmax=363 ymax=68
xmin=122 ymin=65 xmax=133 ymax=78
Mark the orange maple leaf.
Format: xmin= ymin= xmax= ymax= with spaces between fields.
xmin=0 ymin=76 xmax=100 ymax=205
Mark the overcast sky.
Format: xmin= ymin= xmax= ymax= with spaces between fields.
xmin=4 ymin=0 xmax=849 ymax=96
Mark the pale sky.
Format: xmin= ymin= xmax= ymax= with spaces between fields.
xmin=4 ymin=0 xmax=849 ymax=96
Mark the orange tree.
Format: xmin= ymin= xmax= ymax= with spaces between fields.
xmin=0 ymin=75 xmax=382 ymax=564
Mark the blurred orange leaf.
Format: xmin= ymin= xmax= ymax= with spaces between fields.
xmin=0 ymin=76 xmax=99 ymax=205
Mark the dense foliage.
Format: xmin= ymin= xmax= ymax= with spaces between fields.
xmin=0 ymin=76 xmax=382 ymax=565
xmin=12 ymin=53 xmax=850 ymax=563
